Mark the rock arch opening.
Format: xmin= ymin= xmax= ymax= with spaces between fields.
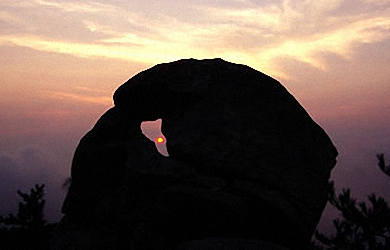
xmin=141 ymin=119 xmax=168 ymax=156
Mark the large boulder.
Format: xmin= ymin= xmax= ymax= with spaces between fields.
xmin=56 ymin=59 xmax=337 ymax=250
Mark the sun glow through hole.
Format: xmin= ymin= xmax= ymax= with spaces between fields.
xmin=141 ymin=120 xmax=168 ymax=156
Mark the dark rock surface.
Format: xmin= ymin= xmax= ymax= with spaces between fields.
xmin=54 ymin=59 xmax=337 ymax=250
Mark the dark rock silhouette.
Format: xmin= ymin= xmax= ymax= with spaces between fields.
xmin=53 ymin=59 xmax=337 ymax=250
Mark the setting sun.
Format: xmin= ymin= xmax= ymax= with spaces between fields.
xmin=156 ymin=136 xmax=165 ymax=144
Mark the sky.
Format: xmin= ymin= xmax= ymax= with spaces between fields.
xmin=1 ymin=0 xmax=390 ymax=233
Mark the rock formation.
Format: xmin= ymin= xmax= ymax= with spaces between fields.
xmin=54 ymin=59 xmax=337 ymax=250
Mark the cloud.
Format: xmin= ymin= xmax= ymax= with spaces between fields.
xmin=0 ymin=11 xmax=24 ymax=25
xmin=73 ymin=85 xmax=109 ymax=94
xmin=0 ymin=33 xmax=206 ymax=66
xmin=33 ymin=0 xmax=116 ymax=13
xmin=43 ymin=90 xmax=112 ymax=105
xmin=0 ymin=0 xmax=390 ymax=78
xmin=258 ymin=16 xmax=390 ymax=71
xmin=195 ymin=1 xmax=390 ymax=73
xmin=0 ymin=148 xmax=65 ymax=220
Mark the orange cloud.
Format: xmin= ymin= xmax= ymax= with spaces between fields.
xmin=33 ymin=0 xmax=115 ymax=13
xmin=1 ymin=0 xmax=390 ymax=79
xmin=43 ymin=91 xmax=112 ymax=105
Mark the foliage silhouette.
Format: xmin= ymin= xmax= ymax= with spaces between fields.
xmin=377 ymin=154 xmax=390 ymax=178
xmin=0 ymin=184 xmax=57 ymax=250
xmin=2 ymin=155 xmax=388 ymax=249
xmin=313 ymin=154 xmax=390 ymax=250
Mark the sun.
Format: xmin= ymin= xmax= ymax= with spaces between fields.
xmin=156 ymin=136 xmax=165 ymax=144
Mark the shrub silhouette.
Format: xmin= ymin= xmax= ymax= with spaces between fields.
xmin=314 ymin=155 xmax=390 ymax=250
xmin=3 ymin=155 xmax=389 ymax=249
xmin=0 ymin=184 xmax=57 ymax=250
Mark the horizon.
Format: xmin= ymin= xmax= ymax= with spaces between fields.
xmin=1 ymin=0 xmax=390 ymax=234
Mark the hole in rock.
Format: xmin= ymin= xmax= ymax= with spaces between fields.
xmin=141 ymin=119 xmax=168 ymax=156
